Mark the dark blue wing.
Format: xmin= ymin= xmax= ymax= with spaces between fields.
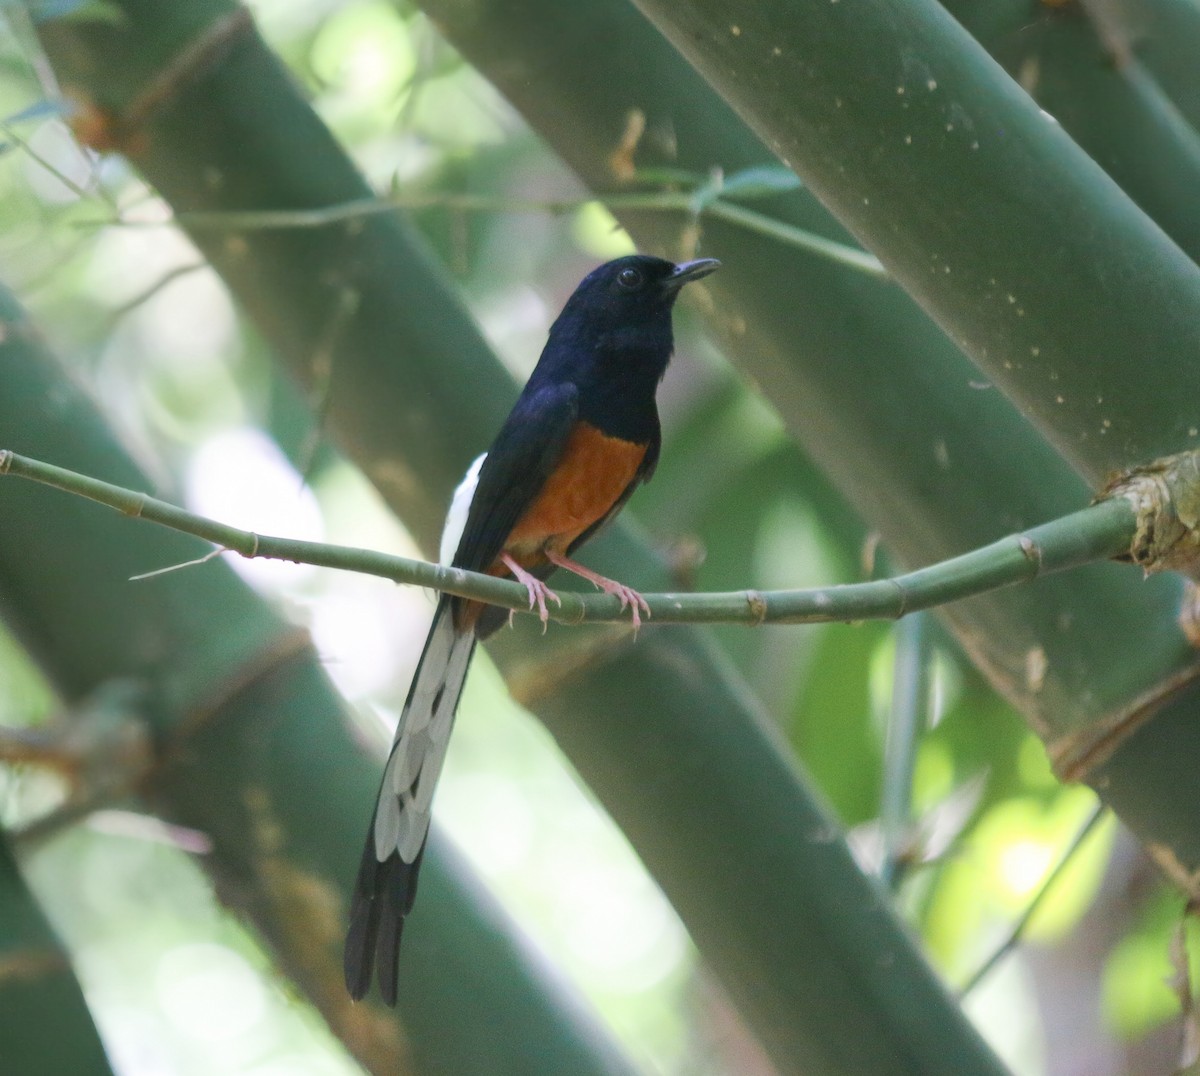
xmin=450 ymin=380 xmax=580 ymax=575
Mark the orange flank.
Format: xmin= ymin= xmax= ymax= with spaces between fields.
xmin=501 ymin=421 xmax=647 ymax=566
xmin=454 ymin=421 xmax=648 ymax=632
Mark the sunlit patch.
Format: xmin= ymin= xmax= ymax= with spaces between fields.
xmin=474 ymin=285 xmax=550 ymax=381
xmin=960 ymin=960 xmax=1045 ymax=1075
xmin=997 ymin=838 xmax=1054 ymax=899
xmin=310 ymin=2 xmax=416 ymax=102
xmin=87 ymin=224 xmax=202 ymax=305
xmin=90 ymin=1003 xmax=176 ymax=1075
xmin=912 ymin=739 xmax=953 ymax=810
xmin=1017 ymin=733 xmax=1057 ymax=789
xmin=309 ymin=585 xmax=418 ymax=701
xmin=557 ymin=863 xmax=687 ymax=992
xmin=1102 ymin=889 xmax=1185 ymax=1038
xmin=572 ymin=202 xmax=636 ymax=260
xmin=438 ymin=773 xmax=535 ymax=873
xmin=156 ymin=943 xmax=265 ymax=1043
xmin=185 ymin=428 xmax=323 ymax=592
xmin=133 ymin=266 xmax=236 ymax=369
xmin=24 ymin=119 xmax=96 ymax=204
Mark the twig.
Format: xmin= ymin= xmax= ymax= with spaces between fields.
xmin=880 ymin=611 xmax=931 ymax=889
xmin=0 ymin=449 xmax=1139 ymax=627
xmin=83 ymin=188 xmax=889 ymax=278
xmin=958 ymin=803 xmax=1107 ymax=997
xmin=128 ymin=547 xmax=223 ymax=581
xmin=100 ymin=261 xmax=207 ymax=330
xmin=298 ymin=284 xmax=361 ymax=482
xmin=0 ymin=120 xmax=92 ymax=202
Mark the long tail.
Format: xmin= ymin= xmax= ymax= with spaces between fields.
xmin=344 ymin=595 xmax=477 ymax=1004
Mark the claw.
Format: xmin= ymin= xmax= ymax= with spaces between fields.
xmin=545 ymin=552 xmax=650 ymax=632
xmin=500 ymin=553 xmax=561 ymax=628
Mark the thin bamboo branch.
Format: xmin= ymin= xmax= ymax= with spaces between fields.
xmin=880 ymin=611 xmax=932 ymax=890
xmin=100 ymin=260 xmax=206 ymax=329
xmin=80 ymin=188 xmax=888 ymax=277
xmin=0 ymin=448 xmax=1139 ymax=626
xmin=958 ymin=804 xmax=1108 ymax=997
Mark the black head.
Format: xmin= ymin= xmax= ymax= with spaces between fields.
xmin=556 ymin=254 xmax=720 ymax=334
xmin=540 ymin=254 xmax=719 ymax=376
xmin=530 ymin=254 xmax=719 ymax=439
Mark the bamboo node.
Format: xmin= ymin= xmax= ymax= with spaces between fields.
xmin=745 ymin=589 xmax=768 ymax=625
xmin=1099 ymin=448 xmax=1200 ymax=581
xmin=1017 ymin=534 xmax=1042 ymax=569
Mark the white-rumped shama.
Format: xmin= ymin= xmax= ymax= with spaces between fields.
xmin=344 ymin=253 xmax=720 ymax=1004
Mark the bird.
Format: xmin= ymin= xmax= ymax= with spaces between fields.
xmin=344 ymin=252 xmax=720 ymax=1004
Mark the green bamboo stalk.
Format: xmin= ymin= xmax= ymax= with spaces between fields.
xmin=33 ymin=4 xmax=1010 ymax=1072
xmin=1108 ymin=0 xmax=1200 ymax=130
xmin=0 ymin=289 xmax=636 ymax=1074
xmin=0 ymin=447 xmax=1143 ymax=625
xmin=0 ymin=832 xmax=115 ymax=1076
xmin=627 ymin=0 xmax=1200 ymax=488
xmin=380 ymin=19 xmax=1200 ymax=1053
xmin=935 ymin=0 xmax=1200 ymax=877
xmin=944 ymin=0 xmax=1200 ymax=264
xmin=43 ymin=0 xmax=511 ymax=550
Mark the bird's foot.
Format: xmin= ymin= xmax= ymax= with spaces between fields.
xmin=545 ymin=552 xmax=651 ymax=632
xmin=500 ymin=553 xmax=561 ymax=628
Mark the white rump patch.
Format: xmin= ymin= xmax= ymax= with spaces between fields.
xmin=439 ymin=452 xmax=486 ymax=567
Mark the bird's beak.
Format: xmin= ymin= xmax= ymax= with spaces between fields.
xmin=664 ymin=258 xmax=721 ymax=292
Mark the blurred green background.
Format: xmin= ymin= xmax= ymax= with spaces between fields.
xmin=0 ymin=1 xmax=1194 ymax=1073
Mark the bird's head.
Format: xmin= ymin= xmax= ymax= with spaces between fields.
xmin=535 ymin=254 xmax=720 ymax=401
xmin=559 ymin=254 xmax=720 ymax=331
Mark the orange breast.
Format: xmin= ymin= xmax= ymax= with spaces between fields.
xmin=498 ymin=421 xmax=647 ymax=569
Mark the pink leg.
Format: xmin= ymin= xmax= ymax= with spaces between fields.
xmin=500 ymin=553 xmax=561 ymax=626
xmin=545 ymin=552 xmax=651 ymax=630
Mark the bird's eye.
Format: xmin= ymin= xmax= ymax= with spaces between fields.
xmin=616 ymin=267 xmax=643 ymax=290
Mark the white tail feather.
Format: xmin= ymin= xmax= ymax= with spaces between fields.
xmin=374 ymin=602 xmax=476 ymax=863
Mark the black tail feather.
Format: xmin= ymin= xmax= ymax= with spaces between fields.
xmin=344 ymin=829 xmax=425 ymax=1004
xmin=374 ymin=895 xmax=405 ymax=1006
xmin=343 ymin=868 xmax=380 ymax=1001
